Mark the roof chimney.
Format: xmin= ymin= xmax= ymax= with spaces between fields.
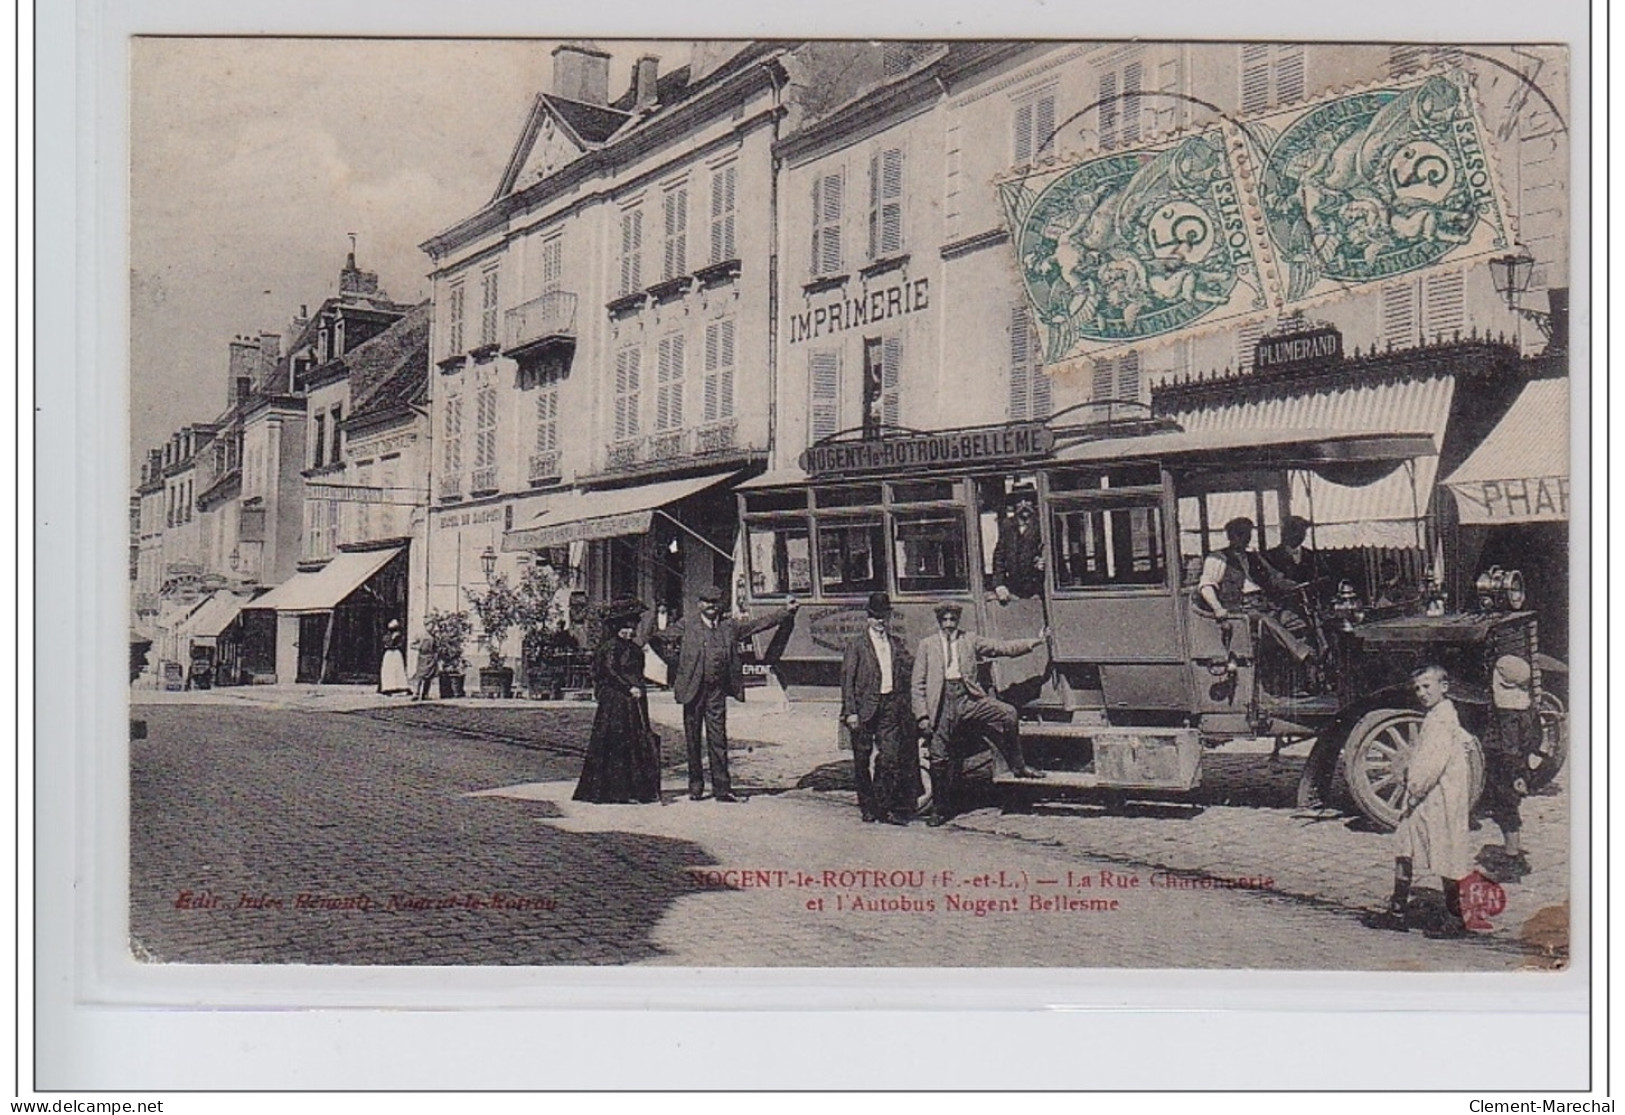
xmin=551 ymin=42 xmax=610 ymax=106
xmin=635 ymin=54 xmax=660 ymax=110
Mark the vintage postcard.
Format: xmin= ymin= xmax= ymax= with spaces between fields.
xmin=126 ymin=37 xmax=1575 ymax=975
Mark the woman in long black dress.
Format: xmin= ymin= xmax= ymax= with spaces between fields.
xmin=572 ymin=598 xmax=661 ymax=803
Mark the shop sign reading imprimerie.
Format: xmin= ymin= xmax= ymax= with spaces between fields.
xmin=800 ymin=423 xmax=1055 ymax=476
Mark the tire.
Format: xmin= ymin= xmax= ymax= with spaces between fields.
xmin=1343 ymin=708 xmax=1485 ymax=831
xmin=1526 ymin=690 xmax=1569 ymax=793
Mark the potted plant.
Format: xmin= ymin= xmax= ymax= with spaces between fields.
xmin=423 ymin=608 xmax=472 ymax=698
xmin=465 ymin=575 xmax=525 ymax=698
xmin=513 ymin=561 xmax=567 ymax=699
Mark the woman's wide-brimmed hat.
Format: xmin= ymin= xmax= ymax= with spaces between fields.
xmin=601 ymin=596 xmax=648 ymax=624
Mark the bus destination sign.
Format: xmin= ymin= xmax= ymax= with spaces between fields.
xmin=799 ymin=423 xmax=1055 ymax=476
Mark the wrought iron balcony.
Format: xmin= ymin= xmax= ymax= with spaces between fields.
xmin=649 ymin=428 xmax=689 ymax=461
xmin=437 ymin=473 xmax=464 ymax=502
xmin=503 ymin=291 xmax=578 ymax=363
xmin=528 ymin=450 xmax=562 ymax=486
xmin=605 ymin=438 xmax=645 ymax=470
xmin=694 ymin=419 xmax=738 ymax=455
xmin=470 ymin=466 xmax=499 ymax=496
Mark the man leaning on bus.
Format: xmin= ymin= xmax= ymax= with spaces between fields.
xmin=911 ymin=601 xmax=1048 ymax=827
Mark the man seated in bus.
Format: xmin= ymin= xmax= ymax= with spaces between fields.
xmin=1264 ymin=515 xmax=1321 ymax=594
xmin=1198 ymin=517 xmax=1315 ymax=689
xmin=992 ymin=485 xmax=1046 ymax=602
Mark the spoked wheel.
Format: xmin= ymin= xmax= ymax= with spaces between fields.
xmin=1526 ymin=690 xmax=1569 ymax=793
xmin=1342 ymin=708 xmax=1485 ymax=831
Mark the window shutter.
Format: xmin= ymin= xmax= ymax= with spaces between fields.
xmin=1035 ymin=94 xmax=1055 ymax=157
xmin=1122 ymin=61 xmax=1142 ymax=146
xmin=868 ymin=153 xmax=880 ymax=261
xmin=709 ymin=165 xmax=736 ymax=264
xmin=1241 ymin=43 xmax=1272 ymax=114
xmin=810 ymin=177 xmax=823 ymax=274
xmin=818 ymin=172 xmax=843 ymax=274
xmin=1423 ymin=271 xmax=1465 ymax=340
xmin=1099 ymin=72 xmax=1119 ymax=150
xmin=1116 ymin=351 xmax=1142 ymax=402
xmin=1013 ymin=100 xmax=1034 ymax=164
xmin=480 ymin=268 xmax=499 ymax=346
xmin=881 ymin=336 xmax=901 ymax=428
xmin=880 ymin=148 xmax=904 ymax=255
xmin=542 ymin=237 xmax=562 ymax=295
xmin=535 ymin=386 xmax=557 ymax=453
xmin=663 ymin=187 xmax=687 ymax=280
xmin=1091 ymin=359 xmax=1115 ymax=400
xmin=1383 ymin=282 xmax=1419 ymax=348
xmin=1276 ymin=45 xmax=1305 ymax=106
xmin=810 ymin=352 xmax=840 ymax=442
xmin=656 ymin=334 xmax=684 ymax=430
xmin=1009 ymin=306 xmax=1031 ymax=420
xmin=621 ymin=209 xmax=643 ymax=294
xmin=1236 ymin=321 xmax=1264 ymax=372
xmin=447 ymin=283 xmax=465 ymax=355
xmin=703 ymin=323 xmax=720 ymax=423
xmin=719 ymin=318 xmax=735 ymax=419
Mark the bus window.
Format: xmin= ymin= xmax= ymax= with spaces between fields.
xmin=817 ymin=519 xmax=887 ymax=595
xmin=894 ymin=511 xmax=969 ymax=594
xmin=746 ymin=521 xmax=812 ymax=597
xmin=1051 ymin=499 xmax=1167 ymax=589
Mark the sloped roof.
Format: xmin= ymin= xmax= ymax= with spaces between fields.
xmin=545 ymin=94 xmax=631 ymax=144
xmin=345 ymin=302 xmax=432 ymax=422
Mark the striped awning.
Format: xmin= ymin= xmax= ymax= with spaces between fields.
xmin=174 ymin=591 xmax=251 ymax=642
xmin=1443 ymin=379 xmax=1569 ymax=525
xmin=503 ymin=472 xmax=740 ymax=552
xmin=1166 ymin=376 xmax=1455 ymax=550
xmin=245 ymin=547 xmax=403 ymax=614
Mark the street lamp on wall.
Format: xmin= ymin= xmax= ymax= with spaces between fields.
xmin=1488 ymin=248 xmax=1553 ymax=340
xmin=480 ymin=545 xmax=498 ymax=583
xmin=228 ymin=546 xmax=240 ymax=572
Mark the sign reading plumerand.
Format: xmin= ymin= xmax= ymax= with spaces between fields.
xmin=800 ymin=423 xmax=1054 ymax=476
xmin=1253 ymin=325 xmax=1343 ymax=372
xmin=787 ymin=278 xmax=929 ymax=344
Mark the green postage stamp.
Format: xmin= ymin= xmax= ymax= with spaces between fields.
xmin=1001 ymin=67 xmax=1513 ymax=363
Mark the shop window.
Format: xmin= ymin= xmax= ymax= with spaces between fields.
xmin=1051 ymin=499 xmax=1167 ymax=589
xmin=811 ymin=171 xmax=844 ymax=276
xmin=817 ymin=519 xmax=887 ymax=595
xmin=662 ymin=184 xmax=688 ymax=282
xmin=893 ymin=511 xmax=969 ymax=594
xmin=747 ymin=521 xmax=812 ymax=596
xmin=709 ymin=164 xmax=737 ymax=264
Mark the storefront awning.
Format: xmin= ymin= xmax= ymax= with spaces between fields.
xmin=502 ymin=472 xmax=740 ymax=552
xmin=1165 ymin=375 xmax=1455 ymax=549
xmin=1443 ymin=379 xmax=1569 ymax=525
xmin=175 ymin=591 xmax=251 ymax=641
xmin=244 ymin=547 xmax=403 ymax=614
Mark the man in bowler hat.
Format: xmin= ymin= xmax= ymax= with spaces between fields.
xmin=841 ymin=592 xmax=916 ymax=825
xmin=650 ymin=584 xmax=798 ymax=802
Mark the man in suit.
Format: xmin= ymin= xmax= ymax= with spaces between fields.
xmin=650 ymin=584 xmax=798 ymax=803
xmin=911 ymin=601 xmax=1048 ymax=827
xmin=991 ymin=485 xmax=1046 ymax=602
xmin=841 ymin=592 xmax=915 ymax=826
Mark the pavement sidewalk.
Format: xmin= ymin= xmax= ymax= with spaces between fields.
xmin=138 ymin=680 xmax=1570 ymax=962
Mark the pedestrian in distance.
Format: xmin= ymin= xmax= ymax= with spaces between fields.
xmin=409 ymin=631 xmax=438 ymax=701
xmin=648 ymin=585 xmax=799 ymax=803
xmin=378 ymin=619 xmax=411 ymax=696
xmin=1364 ymin=664 xmax=1476 ymax=938
xmin=573 ymin=598 xmax=662 ymax=805
xmin=911 ymin=601 xmax=1048 ymax=828
xmin=841 ymin=592 xmax=916 ymax=826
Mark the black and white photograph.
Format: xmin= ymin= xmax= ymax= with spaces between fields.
xmin=121 ymin=35 xmax=1577 ymax=983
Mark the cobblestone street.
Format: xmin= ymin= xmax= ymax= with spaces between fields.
xmin=130 ymin=688 xmax=1569 ymax=969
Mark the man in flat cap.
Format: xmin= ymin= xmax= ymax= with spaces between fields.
xmin=911 ymin=600 xmax=1048 ymax=826
xmin=841 ymin=592 xmax=916 ymax=825
xmin=650 ymin=584 xmax=798 ymax=803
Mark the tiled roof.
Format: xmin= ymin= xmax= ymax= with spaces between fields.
xmin=543 ymin=94 xmax=631 ymax=145
xmin=345 ymin=302 xmax=432 ymax=421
